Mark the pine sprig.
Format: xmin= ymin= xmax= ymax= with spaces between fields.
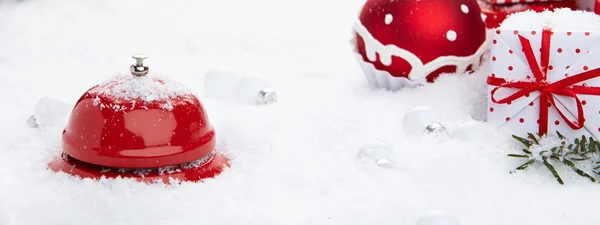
xmin=508 ymin=131 xmax=599 ymax=185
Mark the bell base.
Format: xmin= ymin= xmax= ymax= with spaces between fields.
xmin=48 ymin=152 xmax=230 ymax=184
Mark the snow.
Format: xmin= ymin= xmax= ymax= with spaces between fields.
xmin=449 ymin=120 xmax=496 ymax=145
xmin=204 ymin=69 xmax=240 ymax=99
xmin=502 ymin=8 xmax=600 ymax=30
xmin=1 ymin=1 xmax=600 ymax=225
xmin=416 ymin=211 xmax=462 ymax=225
xmin=90 ymin=73 xmax=194 ymax=110
xmin=528 ymin=136 xmax=564 ymax=162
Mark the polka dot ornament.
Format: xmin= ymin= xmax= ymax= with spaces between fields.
xmin=353 ymin=0 xmax=487 ymax=88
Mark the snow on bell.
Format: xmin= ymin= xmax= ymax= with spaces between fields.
xmin=48 ymin=54 xmax=230 ymax=184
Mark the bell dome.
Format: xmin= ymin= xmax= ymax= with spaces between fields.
xmin=49 ymin=54 xmax=229 ymax=183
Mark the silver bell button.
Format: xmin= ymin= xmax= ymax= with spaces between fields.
xmin=130 ymin=54 xmax=149 ymax=77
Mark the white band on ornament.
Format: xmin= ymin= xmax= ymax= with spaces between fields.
xmin=353 ymin=20 xmax=489 ymax=81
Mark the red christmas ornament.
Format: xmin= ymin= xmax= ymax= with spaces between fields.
xmin=49 ymin=54 xmax=230 ymax=184
xmin=352 ymin=0 xmax=488 ymax=91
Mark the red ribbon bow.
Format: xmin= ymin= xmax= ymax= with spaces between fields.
xmin=487 ymin=28 xmax=600 ymax=135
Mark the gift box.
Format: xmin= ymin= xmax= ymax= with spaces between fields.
xmin=576 ymin=0 xmax=600 ymax=13
xmin=487 ymin=9 xmax=600 ymax=140
xmin=478 ymin=0 xmax=578 ymax=28
xmin=485 ymin=0 xmax=572 ymax=4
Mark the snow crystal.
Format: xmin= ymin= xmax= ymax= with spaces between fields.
xmin=89 ymin=73 xmax=195 ymax=110
xmin=501 ymin=8 xmax=600 ymax=31
xmin=32 ymin=96 xmax=70 ymax=127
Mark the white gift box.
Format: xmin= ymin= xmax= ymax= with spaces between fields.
xmin=577 ymin=0 xmax=600 ymax=12
xmin=487 ymin=9 xmax=600 ymax=140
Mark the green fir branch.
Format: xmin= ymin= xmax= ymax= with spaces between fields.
xmin=570 ymin=157 xmax=591 ymax=161
xmin=556 ymin=131 xmax=565 ymax=139
xmin=509 ymin=132 xmax=600 ymax=185
xmin=513 ymin=135 xmax=532 ymax=148
xmin=528 ymin=133 xmax=540 ymax=145
xmin=543 ymin=158 xmax=564 ymax=184
xmin=589 ymin=137 xmax=597 ymax=154
xmin=580 ymin=136 xmax=588 ymax=153
xmin=516 ymin=159 xmax=535 ymax=170
xmin=563 ymin=159 xmax=596 ymax=182
xmin=573 ymin=138 xmax=581 ymax=154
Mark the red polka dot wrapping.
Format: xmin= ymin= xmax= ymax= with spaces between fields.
xmin=487 ymin=11 xmax=600 ymax=141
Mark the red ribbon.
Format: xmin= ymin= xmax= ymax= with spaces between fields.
xmin=487 ymin=28 xmax=600 ymax=135
xmin=596 ymin=0 xmax=600 ymax=15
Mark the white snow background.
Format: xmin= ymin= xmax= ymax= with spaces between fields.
xmin=1 ymin=0 xmax=599 ymax=225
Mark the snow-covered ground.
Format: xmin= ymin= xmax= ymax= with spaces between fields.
xmin=1 ymin=0 xmax=599 ymax=224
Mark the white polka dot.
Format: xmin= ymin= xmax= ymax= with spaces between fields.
xmin=446 ymin=30 xmax=457 ymax=41
xmin=385 ymin=14 xmax=393 ymax=25
xmin=461 ymin=4 xmax=469 ymax=14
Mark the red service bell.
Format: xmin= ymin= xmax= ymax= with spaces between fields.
xmin=49 ymin=54 xmax=230 ymax=184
